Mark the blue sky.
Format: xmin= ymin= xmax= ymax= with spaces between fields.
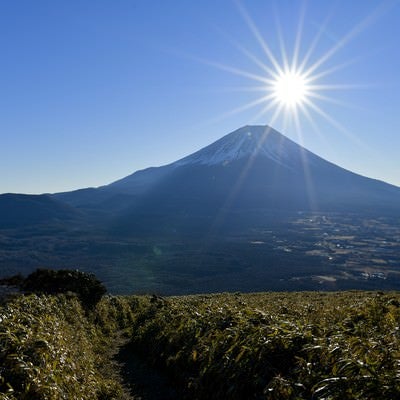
xmin=1 ymin=0 xmax=400 ymax=194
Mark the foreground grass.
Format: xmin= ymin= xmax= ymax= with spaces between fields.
xmin=1 ymin=291 xmax=400 ymax=399
xmin=0 ymin=293 xmax=137 ymax=400
xmin=128 ymin=291 xmax=400 ymax=399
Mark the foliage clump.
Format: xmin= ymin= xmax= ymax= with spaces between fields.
xmin=2 ymin=268 xmax=107 ymax=309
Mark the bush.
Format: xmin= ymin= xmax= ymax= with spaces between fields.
xmin=22 ymin=268 xmax=107 ymax=309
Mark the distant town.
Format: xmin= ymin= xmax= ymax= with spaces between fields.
xmin=280 ymin=212 xmax=400 ymax=285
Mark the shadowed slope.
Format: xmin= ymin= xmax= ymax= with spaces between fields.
xmin=0 ymin=193 xmax=82 ymax=228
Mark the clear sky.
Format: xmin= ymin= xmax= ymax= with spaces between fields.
xmin=1 ymin=0 xmax=400 ymax=194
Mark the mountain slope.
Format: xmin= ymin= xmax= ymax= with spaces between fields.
xmin=0 ymin=193 xmax=82 ymax=228
xmin=105 ymin=125 xmax=400 ymax=235
xmin=55 ymin=125 xmax=400 ymax=223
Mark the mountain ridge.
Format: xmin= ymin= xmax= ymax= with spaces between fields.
xmin=0 ymin=193 xmax=82 ymax=228
xmin=107 ymin=124 xmax=400 ymax=190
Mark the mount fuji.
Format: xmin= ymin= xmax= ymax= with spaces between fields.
xmin=55 ymin=125 xmax=400 ymax=226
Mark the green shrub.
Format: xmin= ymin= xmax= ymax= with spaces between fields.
xmin=22 ymin=268 xmax=107 ymax=309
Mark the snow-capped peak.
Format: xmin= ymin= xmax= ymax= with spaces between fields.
xmin=174 ymin=125 xmax=303 ymax=168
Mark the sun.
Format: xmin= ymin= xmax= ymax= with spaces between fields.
xmin=272 ymin=70 xmax=310 ymax=109
xmin=202 ymin=1 xmax=377 ymax=137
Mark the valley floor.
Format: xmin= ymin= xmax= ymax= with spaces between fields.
xmin=1 ymin=212 xmax=399 ymax=295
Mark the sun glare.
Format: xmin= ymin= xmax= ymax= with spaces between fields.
xmin=202 ymin=1 xmax=382 ymax=139
xmin=272 ymin=71 xmax=309 ymax=108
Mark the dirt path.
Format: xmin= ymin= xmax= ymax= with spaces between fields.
xmin=115 ymin=340 xmax=182 ymax=400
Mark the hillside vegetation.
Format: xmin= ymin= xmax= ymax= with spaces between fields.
xmin=0 ymin=293 xmax=136 ymax=399
xmin=128 ymin=291 xmax=400 ymax=399
xmin=1 ymin=289 xmax=400 ymax=399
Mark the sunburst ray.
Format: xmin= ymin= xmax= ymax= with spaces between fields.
xmin=192 ymin=0 xmax=395 ymax=148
